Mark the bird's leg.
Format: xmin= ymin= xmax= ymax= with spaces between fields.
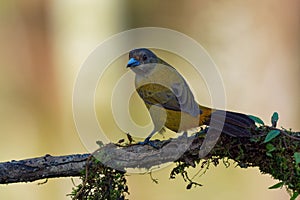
xmin=139 ymin=136 xmax=151 ymax=145
xmin=138 ymin=130 xmax=157 ymax=147
xmin=137 ymin=105 xmax=166 ymax=148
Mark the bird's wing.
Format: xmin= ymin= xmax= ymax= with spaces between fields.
xmin=171 ymin=81 xmax=201 ymax=117
xmin=136 ymin=81 xmax=201 ymax=117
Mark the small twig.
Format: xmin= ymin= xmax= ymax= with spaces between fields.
xmin=149 ymin=171 xmax=159 ymax=184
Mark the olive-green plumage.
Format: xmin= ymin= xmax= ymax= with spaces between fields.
xmin=127 ymin=48 xmax=255 ymax=142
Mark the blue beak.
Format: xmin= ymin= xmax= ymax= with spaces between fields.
xmin=127 ymin=58 xmax=140 ymax=68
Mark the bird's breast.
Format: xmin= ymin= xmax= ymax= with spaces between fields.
xmin=136 ymin=83 xmax=180 ymax=109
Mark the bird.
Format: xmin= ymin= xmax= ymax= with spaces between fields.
xmin=126 ymin=48 xmax=256 ymax=144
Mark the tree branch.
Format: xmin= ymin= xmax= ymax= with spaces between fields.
xmin=0 ymin=154 xmax=89 ymax=184
xmin=0 ymin=125 xmax=299 ymax=199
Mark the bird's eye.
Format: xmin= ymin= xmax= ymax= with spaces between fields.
xmin=142 ymin=54 xmax=147 ymax=61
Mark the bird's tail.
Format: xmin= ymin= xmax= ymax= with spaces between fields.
xmin=200 ymin=106 xmax=256 ymax=137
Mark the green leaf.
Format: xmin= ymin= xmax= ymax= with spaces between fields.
xmin=271 ymin=112 xmax=279 ymax=127
xmin=268 ymin=181 xmax=284 ymax=189
xmin=266 ymin=143 xmax=276 ymax=152
xmin=248 ymin=115 xmax=264 ymax=125
xmin=263 ymin=130 xmax=281 ymax=143
xmin=290 ymin=192 xmax=299 ymax=200
xmin=294 ymin=152 xmax=300 ymax=165
xmin=266 ymin=143 xmax=276 ymax=157
xmin=266 ymin=152 xmax=273 ymax=157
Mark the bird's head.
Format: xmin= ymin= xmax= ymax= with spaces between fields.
xmin=126 ymin=48 xmax=161 ymax=76
xmin=126 ymin=48 xmax=158 ymax=68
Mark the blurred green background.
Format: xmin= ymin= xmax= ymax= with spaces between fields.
xmin=0 ymin=0 xmax=299 ymax=199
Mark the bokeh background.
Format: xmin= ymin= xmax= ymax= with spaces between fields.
xmin=0 ymin=0 xmax=299 ymax=199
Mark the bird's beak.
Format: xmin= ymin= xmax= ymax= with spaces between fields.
xmin=127 ymin=58 xmax=140 ymax=68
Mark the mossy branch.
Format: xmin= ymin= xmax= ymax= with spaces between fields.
xmin=70 ymin=124 xmax=299 ymax=199
xmin=0 ymin=123 xmax=299 ymax=200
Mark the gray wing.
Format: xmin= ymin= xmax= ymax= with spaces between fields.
xmin=171 ymin=81 xmax=200 ymax=117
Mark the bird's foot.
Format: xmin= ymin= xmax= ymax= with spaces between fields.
xmin=195 ymin=127 xmax=209 ymax=137
xmin=137 ymin=137 xmax=159 ymax=149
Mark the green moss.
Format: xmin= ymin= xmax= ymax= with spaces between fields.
xmin=172 ymin=125 xmax=300 ymax=200
xmin=69 ymin=157 xmax=129 ymax=200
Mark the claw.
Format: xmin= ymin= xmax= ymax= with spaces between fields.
xmin=195 ymin=127 xmax=209 ymax=137
xmin=137 ymin=137 xmax=158 ymax=149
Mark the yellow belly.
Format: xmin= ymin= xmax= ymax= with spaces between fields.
xmin=136 ymin=83 xmax=213 ymax=132
xmin=145 ymin=103 xmax=212 ymax=132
